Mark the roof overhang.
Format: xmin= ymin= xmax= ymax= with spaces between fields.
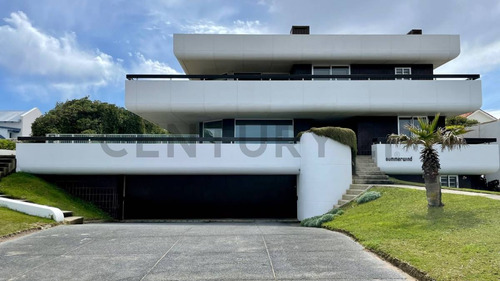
xmin=174 ymin=34 xmax=460 ymax=74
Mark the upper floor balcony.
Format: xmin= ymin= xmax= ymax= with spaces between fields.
xmin=125 ymin=73 xmax=481 ymax=131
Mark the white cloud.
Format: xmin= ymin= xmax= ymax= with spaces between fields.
xmin=131 ymin=52 xmax=180 ymax=74
xmin=182 ymin=20 xmax=265 ymax=34
xmin=0 ymin=11 xmax=124 ymax=99
xmin=435 ymin=40 xmax=500 ymax=74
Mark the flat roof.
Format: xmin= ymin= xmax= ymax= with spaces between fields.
xmin=174 ymin=34 xmax=460 ymax=74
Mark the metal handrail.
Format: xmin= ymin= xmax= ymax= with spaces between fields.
xmin=126 ymin=73 xmax=480 ymax=80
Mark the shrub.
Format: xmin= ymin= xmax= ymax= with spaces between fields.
xmin=356 ymin=191 xmax=382 ymax=204
xmin=301 ymin=212 xmax=342 ymax=228
xmin=0 ymin=139 xmax=16 ymax=150
xmin=327 ymin=208 xmax=344 ymax=215
xmin=298 ymin=127 xmax=357 ymax=168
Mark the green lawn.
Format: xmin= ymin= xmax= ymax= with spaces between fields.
xmin=389 ymin=176 xmax=500 ymax=195
xmin=0 ymin=173 xmax=111 ymax=220
xmin=0 ymin=207 xmax=54 ymax=237
xmin=323 ymin=187 xmax=500 ymax=281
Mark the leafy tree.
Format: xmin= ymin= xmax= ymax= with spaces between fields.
xmin=32 ymin=97 xmax=167 ymax=136
xmin=445 ymin=115 xmax=479 ymax=127
xmin=388 ymin=114 xmax=469 ymax=207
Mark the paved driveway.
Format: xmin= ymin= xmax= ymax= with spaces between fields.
xmin=0 ymin=222 xmax=411 ymax=280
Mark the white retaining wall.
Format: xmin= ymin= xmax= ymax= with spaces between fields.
xmin=0 ymin=197 xmax=64 ymax=222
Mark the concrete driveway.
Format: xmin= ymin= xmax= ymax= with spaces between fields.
xmin=0 ymin=222 xmax=412 ymax=280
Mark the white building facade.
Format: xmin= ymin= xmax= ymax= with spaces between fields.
xmin=17 ymin=28 xmax=498 ymax=219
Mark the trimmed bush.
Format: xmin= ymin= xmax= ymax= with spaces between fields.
xmin=298 ymin=127 xmax=357 ymax=167
xmin=0 ymin=139 xmax=16 ymax=150
xmin=356 ymin=191 xmax=382 ymax=204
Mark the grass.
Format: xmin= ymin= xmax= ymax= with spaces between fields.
xmin=323 ymin=187 xmax=500 ymax=281
xmin=0 ymin=207 xmax=54 ymax=237
xmin=0 ymin=173 xmax=111 ymax=220
xmin=389 ymin=176 xmax=500 ymax=195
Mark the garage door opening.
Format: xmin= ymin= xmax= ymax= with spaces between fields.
xmin=124 ymin=175 xmax=297 ymax=219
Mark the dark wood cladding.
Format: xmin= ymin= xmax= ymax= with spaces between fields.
xmin=350 ymin=64 xmax=433 ymax=80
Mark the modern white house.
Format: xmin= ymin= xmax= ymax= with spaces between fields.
xmin=0 ymin=108 xmax=41 ymax=139
xmin=16 ymin=27 xmax=499 ymax=219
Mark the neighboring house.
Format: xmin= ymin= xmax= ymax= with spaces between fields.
xmin=16 ymin=27 xmax=499 ymax=220
xmin=465 ymin=115 xmax=500 ymax=183
xmin=0 ymin=108 xmax=42 ymax=139
xmin=460 ymin=109 xmax=497 ymax=124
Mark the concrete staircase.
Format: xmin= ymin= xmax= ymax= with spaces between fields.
xmin=353 ymin=155 xmax=393 ymax=185
xmin=334 ymin=184 xmax=370 ymax=208
xmin=334 ymin=155 xmax=393 ymax=208
xmin=61 ymin=210 xmax=84 ymax=224
xmin=0 ymin=155 xmax=16 ymax=179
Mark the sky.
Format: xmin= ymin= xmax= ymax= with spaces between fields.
xmin=1 ymin=0 xmax=500 ymax=117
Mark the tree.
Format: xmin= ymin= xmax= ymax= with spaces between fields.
xmin=32 ymin=97 xmax=167 ymax=136
xmin=388 ymin=114 xmax=469 ymax=207
xmin=445 ymin=115 xmax=479 ymax=128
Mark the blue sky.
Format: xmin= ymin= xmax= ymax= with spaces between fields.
xmin=1 ymin=0 xmax=500 ymax=116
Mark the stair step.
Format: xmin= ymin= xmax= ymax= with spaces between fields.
xmin=338 ymin=199 xmax=350 ymax=205
xmin=342 ymin=194 xmax=358 ymax=200
xmin=62 ymin=210 xmax=73 ymax=218
xmin=346 ymin=189 xmax=366 ymax=195
xmin=354 ymin=175 xmax=389 ymax=179
xmin=64 ymin=216 xmax=84 ymax=224
xmin=354 ymin=179 xmax=393 ymax=184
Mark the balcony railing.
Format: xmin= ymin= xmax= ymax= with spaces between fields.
xmin=126 ymin=74 xmax=480 ymax=81
xmin=18 ymin=134 xmax=300 ymax=144
xmin=372 ymin=137 xmax=497 ymax=144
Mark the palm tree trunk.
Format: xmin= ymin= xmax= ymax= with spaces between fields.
xmin=424 ymin=174 xmax=443 ymax=207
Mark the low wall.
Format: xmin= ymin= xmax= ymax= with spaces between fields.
xmin=372 ymin=144 xmax=499 ymax=175
xmin=0 ymin=149 xmax=15 ymax=156
xmin=0 ymin=197 xmax=64 ymax=222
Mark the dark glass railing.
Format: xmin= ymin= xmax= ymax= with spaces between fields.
xmin=372 ymin=137 xmax=496 ymax=144
xmin=126 ymin=74 xmax=480 ymax=80
xmin=18 ymin=136 xmax=300 ymax=144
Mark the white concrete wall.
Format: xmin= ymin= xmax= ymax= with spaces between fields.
xmin=17 ymin=143 xmax=301 ymax=175
xmin=0 ymin=197 xmax=65 ymax=222
xmin=372 ymin=144 xmax=499 ymax=175
xmin=174 ymin=34 xmax=460 ymax=74
xmin=17 ymin=136 xmax=354 ymax=221
xmin=20 ymin=108 xmax=42 ymax=136
xmin=297 ymin=133 xmax=352 ymax=220
xmin=126 ymin=79 xmax=481 ymax=130
xmin=0 ymin=149 xmax=15 ymax=156
xmin=465 ymin=121 xmax=500 ymax=181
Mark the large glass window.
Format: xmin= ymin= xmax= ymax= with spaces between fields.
xmin=313 ymin=66 xmax=349 ymax=80
xmin=203 ymin=120 xmax=222 ymax=138
xmin=398 ymin=116 xmax=427 ymax=136
xmin=235 ymin=120 xmax=293 ymax=143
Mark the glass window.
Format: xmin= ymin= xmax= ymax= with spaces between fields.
xmin=313 ymin=66 xmax=349 ymax=80
xmin=235 ymin=120 xmax=293 ymax=143
xmin=312 ymin=66 xmax=330 ymax=80
xmin=398 ymin=116 xmax=427 ymax=136
xmin=395 ymin=67 xmax=411 ymax=80
xmin=440 ymin=175 xmax=459 ymax=188
xmin=203 ymin=120 xmax=222 ymax=138
xmin=331 ymin=66 xmax=349 ymax=80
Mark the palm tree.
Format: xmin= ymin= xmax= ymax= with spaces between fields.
xmin=388 ymin=113 xmax=469 ymax=207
